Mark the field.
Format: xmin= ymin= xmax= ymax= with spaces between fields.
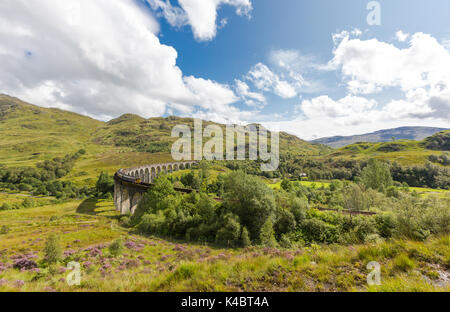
xmin=0 ymin=194 xmax=448 ymax=292
xmin=267 ymin=180 xmax=331 ymax=190
xmin=0 ymin=96 xmax=449 ymax=293
xmin=326 ymin=140 xmax=448 ymax=166
xmin=266 ymin=180 xmax=450 ymax=199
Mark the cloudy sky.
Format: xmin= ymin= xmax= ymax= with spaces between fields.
xmin=1 ymin=0 xmax=450 ymax=140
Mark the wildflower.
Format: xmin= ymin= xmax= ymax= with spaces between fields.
xmin=83 ymin=261 xmax=93 ymax=268
xmin=14 ymin=280 xmax=25 ymax=288
xmin=13 ymin=258 xmax=38 ymax=271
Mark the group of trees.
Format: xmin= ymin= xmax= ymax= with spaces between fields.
xmin=129 ymin=161 xmax=449 ymax=248
xmin=428 ymin=153 xmax=450 ymax=166
xmin=0 ymin=197 xmax=45 ymax=211
xmin=390 ymin=161 xmax=450 ymax=189
xmin=0 ymin=150 xmax=92 ymax=199
xmin=95 ymin=171 xmax=114 ymax=199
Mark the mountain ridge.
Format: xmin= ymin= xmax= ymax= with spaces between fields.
xmin=311 ymin=126 xmax=449 ymax=148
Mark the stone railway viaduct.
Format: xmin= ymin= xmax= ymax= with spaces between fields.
xmin=114 ymin=161 xmax=198 ymax=215
xmin=114 ymin=160 xmax=377 ymax=217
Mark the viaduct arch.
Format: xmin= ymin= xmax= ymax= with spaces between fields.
xmin=114 ymin=161 xmax=198 ymax=215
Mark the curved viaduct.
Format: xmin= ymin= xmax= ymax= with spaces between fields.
xmin=114 ymin=161 xmax=198 ymax=215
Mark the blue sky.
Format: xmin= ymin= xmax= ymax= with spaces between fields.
xmin=152 ymin=0 xmax=450 ymax=121
xmin=1 ymin=0 xmax=450 ymax=139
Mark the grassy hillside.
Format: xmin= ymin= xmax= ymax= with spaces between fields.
xmin=325 ymin=137 xmax=449 ymax=166
xmin=0 ymin=95 xmax=330 ymax=184
xmin=0 ymin=195 xmax=448 ymax=292
xmin=0 ymin=95 xmax=449 ymax=293
xmin=422 ymin=131 xmax=450 ymax=151
xmin=93 ymin=114 xmax=330 ymax=156
xmin=0 ymin=95 xmax=103 ymax=166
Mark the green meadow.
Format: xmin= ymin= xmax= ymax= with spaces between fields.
xmin=0 ymin=95 xmax=449 ymax=292
xmin=0 ymin=195 xmax=448 ymax=292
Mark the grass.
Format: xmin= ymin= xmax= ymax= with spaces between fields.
xmin=265 ymin=180 xmax=450 ymax=200
xmin=0 ymin=95 xmax=449 ymax=292
xmin=267 ymin=180 xmax=331 ymax=190
xmin=408 ymin=187 xmax=450 ymax=199
xmin=324 ymin=140 xmax=446 ymax=166
xmin=0 ymin=196 xmax=448 ymax=292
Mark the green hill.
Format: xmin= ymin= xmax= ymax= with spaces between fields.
xmin=93 ymin=114 xmax=330 ymax=156
xmin=0 ymin=95 xmax=329 ymax=183
xmin=422 ymin=130 xmax=450 ymax=151
xmin=0 ymin=94 xmax=104 ymax=167
xmin=327 ymin=133 xmax=450 ymax=165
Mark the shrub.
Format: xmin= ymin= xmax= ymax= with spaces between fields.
xmin=0 ymin=203 xmax=12 ymax=211
xmin=386 ymin=186 xmax=399 ymax=198
xmin=0 ymin=225 xmax=10 ymax=234
xmin=109 ymin=238 xmax=125 ymax=257
xmin=393 ymin=254 xmax=415 ymax=272
xmin=300 ymin=218 xmax=338 ymax=244
xmin=119 ymin=216 xmax=131 ymax=228
xmin=259 ymin=219 xmax=277 ymax=247
xmin=44 ymin=234 xmax=62 ymax=263
xmin=375 ymin=213 xmax=396 ymax=238
xmin=280 ymin=179 xmax=293 ymax=192
xmin=172 ymin=263 xmax=197 ymax=280
xmin=22 ymin=198 xmax=35 ymax=208
xmin=279 ymin=234 xmax=293 ymax=248
xmin=274 ymin=208 xmax=296 ymax=236
xmin=364 ymin=233 xmax=383 ymax=244
xmin=138 ymin=212 xmax=166 ymax=235
xmin=216 ymin=213 xmax=241 ymax=247
xmin=240 ymin=227 xmax=251 ymax=247
xmin=351 ymin=216 xmax=377 ymax=243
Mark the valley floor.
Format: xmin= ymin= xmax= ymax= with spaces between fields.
xmin=0 ymin=197 xmax=448 ymax=292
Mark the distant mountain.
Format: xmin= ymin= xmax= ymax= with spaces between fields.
xmin=311 ymin=127 xmax=449 ymax=148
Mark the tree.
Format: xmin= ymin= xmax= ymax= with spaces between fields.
xmin=274 ymin=208 xmax=296 ymax=236
xmin=215 ymin=213 xmax=241 ymax=247
xmin=132 ymin=175 xmax=175 ymax=223
xmin=280 ymin=179 xmax=293 ymax=192
xmin=109 ymin=238 xmax=125 ymax=257
xmin=96 ymin=171 xmax=114 ymax=197
xmin=241 ymin=227 xmax=251 ymax=247
xmin=44 ymin=234 xmax=62 ymax=263
xmin=361 ymin=159 xmax=393 ymax=192
xmin=180 ymin=171 xmax=194 ymax=188
xmin=223 ymin=171 xmax=276 ymax=240
xmin=259 ymin=219 xmax=277 ymax=247
xmin=343 ymin=184 xmax=369 ymax=212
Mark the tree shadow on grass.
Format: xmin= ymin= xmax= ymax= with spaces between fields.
xmin=76 ymin=198 xmax=119 ymax=220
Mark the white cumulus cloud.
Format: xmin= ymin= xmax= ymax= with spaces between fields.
xmin=0 ymin=0 xmax=247 ymax=122
xmin=147 ymin=0 xmax=252 ymax=41
xmin=395 ymin=30 xmax=410 ymax=42
xmin=246 ymin=63 xmax=301 ymax=99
